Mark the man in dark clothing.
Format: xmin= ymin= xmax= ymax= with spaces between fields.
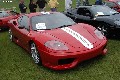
xmin=36 ymin=0 xmax=47 ymax=11
xmin=19 ymin=0 xmax=27 ymax=13
xmin=29 ymin=0 xmax=37 ymax=13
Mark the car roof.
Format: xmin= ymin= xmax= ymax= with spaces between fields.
xmin=77 ymin=5 xmax=93 ymax=8
xmin=77 ymin=5 xmax=106 ymax=9
xmin=24 ymin=12 xmax=60 ymax=18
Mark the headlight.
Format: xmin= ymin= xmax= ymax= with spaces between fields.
xmin=45 ymin=40 xmax=69 ymax=50
xmin=94 ymin=29 xmax=104 ymax=39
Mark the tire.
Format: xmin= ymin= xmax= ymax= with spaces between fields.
xmin=30 ymin=42 xmax=42 ymax=65
xmin=9 ymin=29 xmax=13 ymax=41
xmin=97 ymin=23 xmax=109 ymax=37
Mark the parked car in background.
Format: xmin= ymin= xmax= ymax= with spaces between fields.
xmin=8 ymin=12 xmax=107 ymax=70
xmin=64 ymin=5 xmax=120 ymax=37
xmin=104 ymin=0 xmax=120 ymax=12
xmin=0 ymin=10 xmax=19 ymax=30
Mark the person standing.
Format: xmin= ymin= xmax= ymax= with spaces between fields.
xmin=95 ymin=0 xmax=102 ymax=5
xmin=36 ymin=0 xmax=47 ymax=12
xmin=29 ymin=0 xmax=37 ymax=13
xmin=65 ymin=0 xmax=72 ymax=10
xmin=83 ymin=0 xmax=86 ymax=5
xmin=86 ymin=0 xmax=89 ymax=5
xmin=76 ymin=0 xmax=81 ymax=7
xmin=19 ymin=0 xmax=27 ymax=13
xmin=83 ymin=0 xmax=89 ymax=6
xmin=48 ymin=0 xmax=59 ymax=12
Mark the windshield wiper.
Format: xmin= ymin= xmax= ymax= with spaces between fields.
xmin=34 ymin=29 xmax=51 ymax=31
xmin=112 ymin=12 xmax=119 ymax=15
xmin=58 ymin=23 xmax=76 ymax=28
xmin=58 ymin=25 xmax=73 ymax=28
xmin=98 ymin=15 xmax=110 ymax=16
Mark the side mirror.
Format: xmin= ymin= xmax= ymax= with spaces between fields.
xmin=13 ymin=21 xmax=17 ymax=25
xmin=18 ymin=25 xmax=25 ymax=29
xmin=85 ymin=13 xmax=93 ymax=19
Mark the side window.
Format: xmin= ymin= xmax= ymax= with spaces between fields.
xmin=3 ymin=12 xmax=10 ymax=17
xmin=0 ymin=12 xmax=10 ymax=18
xmin=18 ymin=16 xmax=29 ymax=30
xmin=77 ymin=8 xmax=91 ymax=16
xmin=77 ymin=8 xmax=84 ymax=15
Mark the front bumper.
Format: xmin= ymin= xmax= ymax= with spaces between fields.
xmin=38 ymin=41 xmax=107 ymax=70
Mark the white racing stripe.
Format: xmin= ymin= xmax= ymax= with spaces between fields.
xmin=61 ymin=27 xmax=93 ymax=49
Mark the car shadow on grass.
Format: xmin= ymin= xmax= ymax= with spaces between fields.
xmin=0 ymin=29 xmax=9 ymax=33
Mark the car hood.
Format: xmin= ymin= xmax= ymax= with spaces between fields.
xmin=97 ymin=13 xmax=120 ymax=21
xmin=109 ymin=14 xmax=120 ymax=21
xmin=96 ymin=13 xmax=120 ymax=26
xmin=36 ymin=24 xmax=101 ymax=50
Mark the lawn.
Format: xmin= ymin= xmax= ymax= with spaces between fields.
xmin=0 ymin=0 xmax=120 ymax=80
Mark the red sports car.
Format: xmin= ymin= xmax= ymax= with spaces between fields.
xmin=105 ymin=0 xmax=120 ymax=12
xmin=0 ymin=10 xmax=18 ymax=30
xmin=8 ymin=12 xmax=107 ymax=70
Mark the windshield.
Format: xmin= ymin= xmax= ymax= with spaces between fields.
xmin=31 ymin=13 xmax=75 ymax=30
xmin=91 ymin=6 xmax=119 ymax=16
xmin=0 ymin=12 xmax=10 ymax=18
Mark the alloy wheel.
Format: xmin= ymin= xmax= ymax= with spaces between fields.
xmin=9 ymin=29 xmax=13 ymax=41
xmin=31 ymin=43 xmax=40 ymax=64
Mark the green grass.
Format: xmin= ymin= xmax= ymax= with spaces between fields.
xmin=0 ymin=0 xmax=120 ymax=80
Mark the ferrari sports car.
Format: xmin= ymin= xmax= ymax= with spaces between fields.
xmin=104 ymin=0 xmax=120 ymax=12
xmin=64 ymin=5 xmax=120 ymax=37
xmin=0 ymin=10 xmax=18 ymax=30
xmin=8 ymin=12 xmax=107 ymax=70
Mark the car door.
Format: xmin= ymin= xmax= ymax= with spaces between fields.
xmin=75 ymin=8 xmax=94 ymax=24
xmin=15 ymin=15 xmax=30 ymax=50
